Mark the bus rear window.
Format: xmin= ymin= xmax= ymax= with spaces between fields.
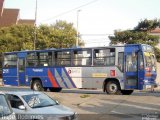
xmin=3 ymin=54 xmax=17 ymax=68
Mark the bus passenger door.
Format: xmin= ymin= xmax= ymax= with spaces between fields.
xmin=125 ymin=52 xmax=138 ymax=89
xmin=18 ymin=58 xmax=26 ymax=85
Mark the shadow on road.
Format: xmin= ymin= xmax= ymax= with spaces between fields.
xmin=0 ymin=86 xmax=160 ymax=97
xmin=61 ymin=89 xmax=105 ymax=94
xmin=132 ymin=91 xmax=160 ymax=97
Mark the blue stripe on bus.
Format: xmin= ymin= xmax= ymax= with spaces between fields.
xmin=55 ymin=68 xmax=69 ymax=88
xmin=63 ymin=68 xmax=76 ymax=88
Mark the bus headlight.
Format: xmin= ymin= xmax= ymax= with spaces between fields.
xmin=144 ymin=80 xmax=148 ymax=83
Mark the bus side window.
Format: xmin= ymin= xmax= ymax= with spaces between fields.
xmin=73 ymin=50 xmax=91 ymax=66
xmin=38 ymin=52 xmax=52 ymax=66
xmin=4 ymin=54 xmax=17 ymax=68
xmin=56 ymin=51 xmax=71 ymax=66
xmin=93 ymin=49 xmax=105 ymax=66
xmin=118 ymin=52 xmax=124 ymax=72
xmin=26 ymin=52 xmax=38 ymax=67
xmin=94 ymin=48 xmax=115 ymax=66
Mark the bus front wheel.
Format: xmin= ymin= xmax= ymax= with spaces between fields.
xmin=121 ymin=90 xmax=134 ymax=95
xmin=32 ymin=80 xmax=44 ymax=91
xmin=105 ymin=81 xmax=121 ymax=95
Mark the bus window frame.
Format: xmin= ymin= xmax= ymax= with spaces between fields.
xmin=26 ymin=52 xmax=38 ymax=67
xmin=3 ymin=53 xmax=17 ymax=68
xmin=72 ymin=49 xmax=92 ymax=66
xmin=93 ymin=48 xmax=116 ymax=66
xmin=118 ymin=52 xmax=124 ymax=72
xmin=55 ymin=50 xmax=72 ymax=66
xmin=38 ymin=52 xmax=52 ymax=67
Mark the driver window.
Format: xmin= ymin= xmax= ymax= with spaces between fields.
xmin=7 ymin=95 xmax=24 ymax=109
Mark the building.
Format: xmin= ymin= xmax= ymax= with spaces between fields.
xmin=0 ymin=0 xmax=35 ymax=28
xmin=150 ymin=27 xmax=160 ymax=48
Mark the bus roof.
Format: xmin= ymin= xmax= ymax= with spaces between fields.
xmin=3 ymin=44 xmax=146 ymax=54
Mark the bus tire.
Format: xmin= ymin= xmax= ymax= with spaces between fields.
xmin=32 ymin=80 xmax=44 ymax=91
xmin=49 ymin=88 xmax=62 ymax=92
xmin=121 ymin=90 xmax=134 ymax=95
xmin=105 ymin=80 xmax=121 ymax=95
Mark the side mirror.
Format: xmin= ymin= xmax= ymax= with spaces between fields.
xmin=18 ymin=105 xmax=26 ymax=110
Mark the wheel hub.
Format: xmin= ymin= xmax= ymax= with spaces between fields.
xmin=33 ymin=83 xmax=40 ymax=91
xmin=109 ymin=83 xmax=117 ymax=93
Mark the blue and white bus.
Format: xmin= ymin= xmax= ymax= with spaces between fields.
xmin=2 ymin=44 xmax=157 ymax=95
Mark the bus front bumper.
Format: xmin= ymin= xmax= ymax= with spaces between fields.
xmin=143 ymin=84 xmax=158 ymax=90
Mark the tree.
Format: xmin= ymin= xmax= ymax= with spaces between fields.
xmin=0 ymin=25 xmax=35 ymax=52
xmin=109 ymin=18 xmax=160 ymax=61
xmin=51 ymin=20 xmax=77 ymax=48
xmin=134 ymin=19 xmax=160 ymax=31
xmin=36 ymin=20 xmax=84 ymax=49
xmin=0 ymin=20 xmax=84 ymax=52
xmin=109 ymin=30 xmax=159 ymax=46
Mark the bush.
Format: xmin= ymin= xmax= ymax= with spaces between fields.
xmin=154 ymin=47 xmax=160 ymax=62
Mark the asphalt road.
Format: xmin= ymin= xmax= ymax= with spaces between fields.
xmin=0 ymin=87 xmax=160 ymax=120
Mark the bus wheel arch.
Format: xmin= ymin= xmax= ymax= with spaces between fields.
xmin=31 ymin=78 xmax=45 ymax=91
xmin=103 ymin=78 xmax=121 ymax=95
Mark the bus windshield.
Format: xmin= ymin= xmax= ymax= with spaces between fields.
xmin=143 ymin=45 xmax=156 ymax=71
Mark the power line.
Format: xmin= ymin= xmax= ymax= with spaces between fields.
xmin=41 ymin=0 xmax=99 ymax=22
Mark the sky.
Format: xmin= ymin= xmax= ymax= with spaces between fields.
xmin=4 ymin=0 xmax=160 ymax=47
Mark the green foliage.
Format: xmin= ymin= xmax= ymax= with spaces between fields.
xmin=0 ymin=25 xmax=35 ymax=52
xmin=109 ymin=30 xmax=159 ymax=46
xmin=134 ymin=19 xmax=160 ymax=31
xmin=50 ymin=20 xmax=77 ymax=48
xmin=0 ymin=20 xmax=84 ymax=53
xmin=109 ymin=18 xmax=160 ymax=62
xmin=154 ymin=47 xmax=160 ymax=62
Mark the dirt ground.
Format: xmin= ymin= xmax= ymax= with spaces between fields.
xmin=156 ymin=62 xmax=160 ymax=88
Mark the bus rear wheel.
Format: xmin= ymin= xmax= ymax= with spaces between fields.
xmin=49 ymin=88 xmax=62 ymax=92
xmin=32 ymin=80 xmax=44 ymax=91
xmin=121 ymin=90 xmax=134 ymax=95
xmin=105 ymin=81 xmax=121 ymax=95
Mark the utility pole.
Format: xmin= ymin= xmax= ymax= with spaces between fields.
xmin=34 ymin=0 xmax=37 ymax=50
xmin=76 ymin=10 xmax=81 ymax=47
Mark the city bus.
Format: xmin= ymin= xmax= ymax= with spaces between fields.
xmin=2 ymin=44 xmax=157 ymax=95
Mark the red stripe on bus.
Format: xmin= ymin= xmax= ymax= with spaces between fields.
xmin=48 ymin=69 xmax=59 ymax=87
